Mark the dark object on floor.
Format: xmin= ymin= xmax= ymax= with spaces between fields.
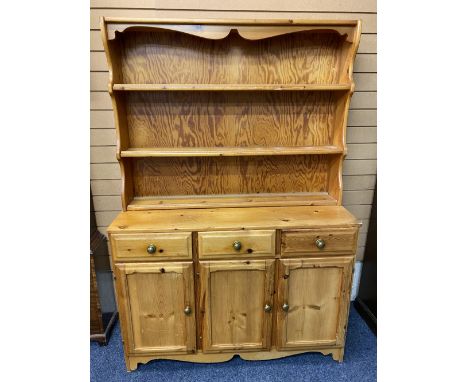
xmin=90 ymin=305 xmax=376 ymax=381
xmin=354 ymin=184 xmax=377 ymax=335
xmin=90 ymin=190 xmax=117 ymax=345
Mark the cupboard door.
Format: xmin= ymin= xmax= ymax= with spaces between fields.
xmin=114 ymin=262 xmax=196 ymax=355
xmin=276 ymin=257 xmax=353 ymax=350
xmin=199 ymin=260 xmax=275 ymax=352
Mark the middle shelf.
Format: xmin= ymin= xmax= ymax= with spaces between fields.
xmin=112 ymin=83 xmax=352 ymax=92
xmin=120 ymin=146 xmax=343 ymax=158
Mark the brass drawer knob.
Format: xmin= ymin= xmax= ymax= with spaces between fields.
xmin=184 ymin=305 xmax=192 ymax=315
xmin=282 ymin=303 xmax=289 ymax=312
xmin=147 ymin=244 xmax=157 ymax=254
xmin=315 ymin=239 xmax=326 ymax=249
xmin=264 ymin=304 xmax=272 ymax=313
xmin=233 ymin=241 xmax=242 ymax=251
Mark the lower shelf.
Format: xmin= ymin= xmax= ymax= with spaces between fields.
xmin=127 ymin=192 xmax=337 ymax=210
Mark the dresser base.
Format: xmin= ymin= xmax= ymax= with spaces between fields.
xmin=125 ymin=347 xmax=344 ymax=371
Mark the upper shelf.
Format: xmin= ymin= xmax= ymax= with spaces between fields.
xmin=113 ymin=84 xmax=352 ymax=92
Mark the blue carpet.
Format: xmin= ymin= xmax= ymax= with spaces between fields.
xmin=91 ymin=306 xmax=376 ymax=381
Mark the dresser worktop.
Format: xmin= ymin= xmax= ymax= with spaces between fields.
xmin=108 ymin=205 xmax=360 ymax=233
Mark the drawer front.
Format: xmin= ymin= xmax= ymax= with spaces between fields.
xmin=111 ymin=232 xmax=192 ymax=261
xmin=198 ymin=230 xmax=275 ymax=259
xmin=281 ymin=228 xmax=357 ymax=256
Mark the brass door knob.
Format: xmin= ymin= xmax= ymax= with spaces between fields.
xmin=233 ymin=241 xmax=242 ymax=251
xmin=264 ymin=304 xmax=272 ymax=312
xmin=147 ymin=244 xmax=157 ymax=254
xmin=315 ymin=239 xmax=326 ymax=249
xmin=282 ymin=303 xmax=289 ymax=312
xmin=184 ymin=305 xmax=192 ymax=315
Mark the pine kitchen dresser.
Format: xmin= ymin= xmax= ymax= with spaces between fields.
xmin=101 ymin=17 xmax=362 ymax=371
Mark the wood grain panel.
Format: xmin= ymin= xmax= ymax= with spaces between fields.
xmin=107 ymin=206 xmax=359 ymax=234
xmin=118 ymin=30 xmax=349 ymax=85
xmin=131 ymin=155 xmax=331 ymax=197
xmin=281 ymin=228 xmax=358 ymax=256
xmin=114 ymin=262 xmax=196 ymax=354
xmin=91 ymin=162 xmax=375 ymax=188
xmin=198 ymin=230 xmax=275 ymax=259
xmin=91 ymin=91 xmax=376 ymax=112
xmin=91 ymin=50 xmax=375 ymax=73
xmin=91 ymin=191 xmax=372 ymax=211
xmin=124 ymin=91 xmax=343 ymax=148
xmin=111 ymin=232 xmax=192 ymax=261
xmin=91 ymin=30 xmax=376 ymax=54
xmin=276 ymin=257 xmax=353 ymax=349
xmin=91 ymin=109 xmax=374 ymax=129
xmin=199 ymin=259 xmax=275 ymax=351
xmin=91 ymin=90 xmax=376 ymax=111
xmin=91 ymin=71 xmax=377 ymax=91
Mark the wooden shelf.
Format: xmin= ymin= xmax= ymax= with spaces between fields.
xmin=127 ymin=193 xmax=338 ymax=210
xmin=121 ymin=146 xmax=343 ymax=158
xmin=113 ymin=84 xmax=352 ymax=92
xmin=102 ymin=19 xmax=362 ymax=212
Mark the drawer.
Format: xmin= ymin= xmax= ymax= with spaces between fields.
xmin=111 ymin=232 xmax=192 ymax=261
xmin=281 ymin=228 xmax=357 ymax=256
xmin=198 ymin=230 xmax=275 ymax=259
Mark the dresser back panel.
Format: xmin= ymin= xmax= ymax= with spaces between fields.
xmin=123 ymin=91 xmax=346 ymax=149
xmin=130 ymin=155 xmax=333 ymax=197
xmin=117 ymin=30 xmax=351 ymax=85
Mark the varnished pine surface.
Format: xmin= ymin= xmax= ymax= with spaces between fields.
xmin=104 ymin=18 xmax=360 ymax=26
xmin=108 ymin=206 xmax=360 ymax=233
xmin=127 ymin=193 xmax=337 ymax=210
xmin=121 ymin=146 xmax=343 ymax=157
xmin=123 ymin=91 xmax=345 ymax=149
xmin=100 ymin=19 xmax=361 ymax=211
xmin=276 ymin=257 xmax=353 ymax=349
xmin=113 ymin=84 xmax=352 ymax=91
xmin=119 ymin=30 xmax=350 ymax=85
xmin=125 ymin=346 xmax=345 ymax=371
xmin=130 ymin=155 xmax=331 ymax=197
xmin=199 ymin=260 xmax=275 ymax=351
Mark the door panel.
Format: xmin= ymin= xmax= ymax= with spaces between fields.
xmin=199 ymin=260 xmax=275 ymax=352
xmin=114 ymin=262 xmax=196 ymax=354
xmin=276 ymin=257 xmax=353 ymax=350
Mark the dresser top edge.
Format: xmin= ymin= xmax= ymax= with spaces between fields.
xmin=107 ymin=206 xmax=360 ymax=234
